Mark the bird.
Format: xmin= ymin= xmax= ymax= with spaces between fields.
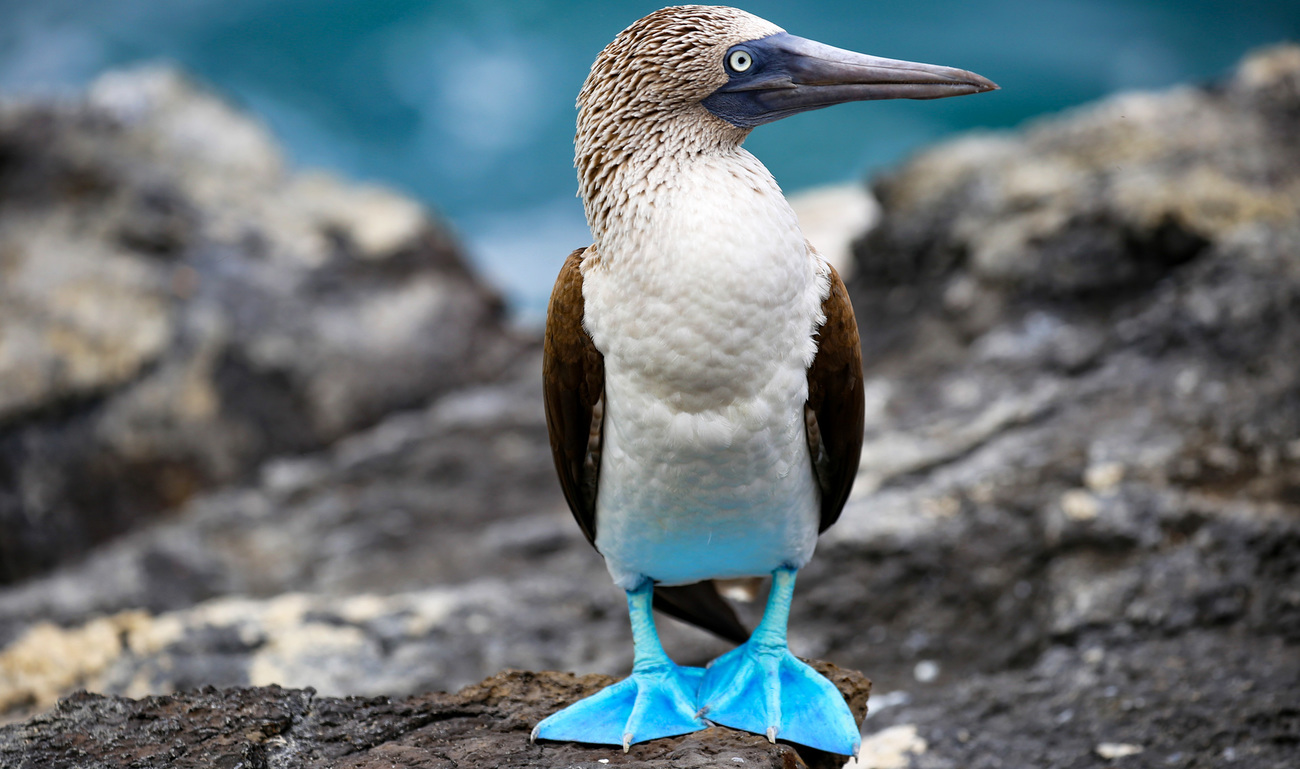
xmin=534 ymin=5 xmax=997 ymax=757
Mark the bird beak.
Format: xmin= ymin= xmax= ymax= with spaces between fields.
xmin=703 ymin=33 xmax=999 ymax=128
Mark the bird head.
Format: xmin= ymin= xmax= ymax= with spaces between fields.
xmin=577 ymin=5 xmax=996 ymax=145
xmin=575 ymin=6 xmax=997 ymax=232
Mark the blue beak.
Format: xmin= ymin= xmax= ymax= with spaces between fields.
xmin=703 ymin=33 xmax=998 ymax=128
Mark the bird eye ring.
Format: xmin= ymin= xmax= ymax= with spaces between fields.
xmin=727 ymin=49 xmax=753 ymax=73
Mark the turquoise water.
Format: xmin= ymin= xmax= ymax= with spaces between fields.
xmin=2 ymin=1 xmax=1296 ymax=316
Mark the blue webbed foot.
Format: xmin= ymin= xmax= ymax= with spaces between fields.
xmin=696 ymin=568 xmax=861 ymax=757
xmin=697 ymin=642 xmax=860 ymax=755
xmin=531 ymin=664 xmax=707 ymax=749
xmin=532 ymin=580 xmax=709 ymax=750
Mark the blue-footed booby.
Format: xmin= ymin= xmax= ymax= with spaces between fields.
xmin=535 ymin=5 xmax=996 ymax=757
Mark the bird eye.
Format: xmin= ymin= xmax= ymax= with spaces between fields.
xmin=726 ymin=49 xmax=753 ymax=73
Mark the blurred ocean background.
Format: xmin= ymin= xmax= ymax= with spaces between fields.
xmin=2 ymin=0 xmax=1295 ymax=318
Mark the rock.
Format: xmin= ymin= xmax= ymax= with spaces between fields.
xmin=862 ymin=631 xmax=1297 ymax=769
xmin=822 ymin=41 xmax=1300 ymax=667
xmin=0 ymin=668 xmax=871 ymax=769
xmin=1095 ymin=743 xmax=1144 ymax=760
xmin=0 ymin=583 xmax=622 ymax=717
xmin=849 ymin=724 xmax=926 ymax=769
xmin=0 ymin=66 xmax=521 ymax=584
xmin=0 ymin=364 xmax=566 ymax=639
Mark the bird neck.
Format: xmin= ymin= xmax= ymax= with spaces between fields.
xmin=576 ymin=112 xmax=770 ymax=256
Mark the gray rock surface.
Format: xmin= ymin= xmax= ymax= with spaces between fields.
xmin=857 ymin=631 xmax=1296 ymax=769
xmin=0 ymin=67 xmax=522 ymax=584
xmin=1 ymin=44 xmax=1299 ymax=769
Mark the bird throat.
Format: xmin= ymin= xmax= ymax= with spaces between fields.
xmin=575 ymin=103 xmax=754 ymax=249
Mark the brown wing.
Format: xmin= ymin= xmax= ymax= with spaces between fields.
xmin=543 ymin=247 xmax=604 ymax=544
xmin=542 ymin=247 xmax=748 ymax=645
xmin=806 ymin=264 xmax=865 ymax=533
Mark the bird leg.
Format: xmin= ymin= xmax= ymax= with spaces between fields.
xmin=696 ymin=566 xmax=862 ymax=756
xmin=531 ymin=580 xmax=708 ymax=750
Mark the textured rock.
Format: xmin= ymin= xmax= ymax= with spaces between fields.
xmin=0 ymin=67 xmax=521 ymax=584
xmin=824 ymin=43 xmax=1300 ymax=677
xmin=0 ymin=668 xmax=871 ymax=769
xmin=0 ymin=363 xmax=567 ymax=640
xmin=857 ymin=632 xmax=1297 ymax=769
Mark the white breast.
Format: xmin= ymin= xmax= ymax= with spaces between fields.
xmin=582 ymin=148 xmax=831 ymax=589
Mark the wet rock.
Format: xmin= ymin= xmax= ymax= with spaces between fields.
xmin=0 ymin=66 xmax=521 ymax=584
xmin=0 ymin=668 xmax=870 ymax=769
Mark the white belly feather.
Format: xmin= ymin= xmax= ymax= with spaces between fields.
xmin=581 ymin=149 xmax=831 ymax=589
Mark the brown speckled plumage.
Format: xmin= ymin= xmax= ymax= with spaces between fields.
xmin=575 ymin=6 xmax=781 ymax=241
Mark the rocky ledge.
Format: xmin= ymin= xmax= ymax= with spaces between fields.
xmin=0 ymin=666 xmax=870 ymax=769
